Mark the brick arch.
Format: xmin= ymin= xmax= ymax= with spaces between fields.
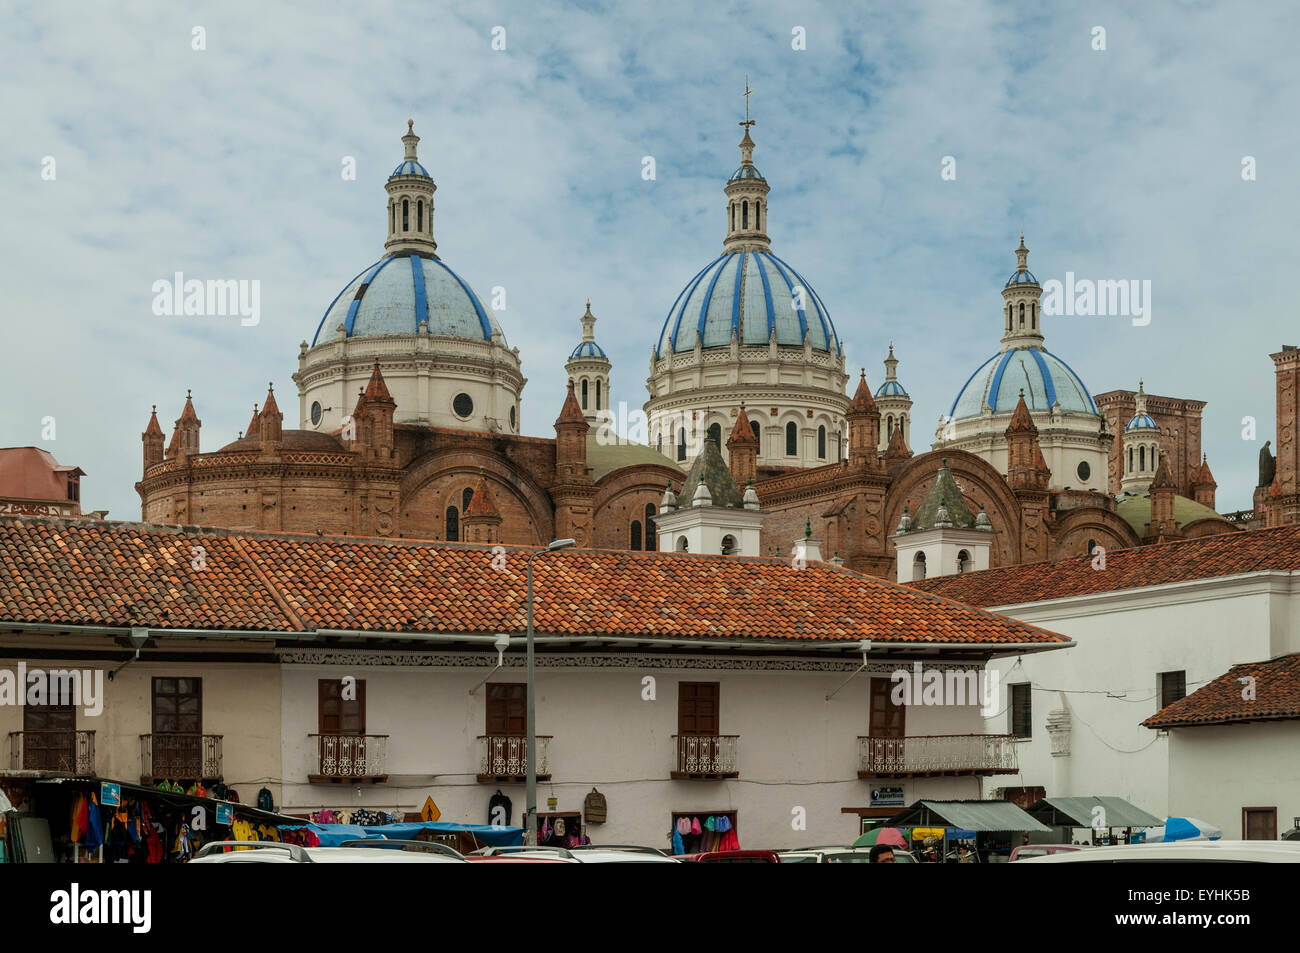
xmin=885 ymin=449 xmax=1022 ymax=569
xmin=1051 ymin=506 xmax=1141 ymax=558
xmin=399 ymin=449 xmax=553 ymax=544
xmin=592 ymin=463 xmax=684 ymax=551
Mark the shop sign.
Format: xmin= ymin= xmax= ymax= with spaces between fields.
xmin=215 ymin=803 xmax=233 ymax=826
xmin=100 ymin=782 xmax=121 ymax=807
xmin=871 ymin=785 xmax=904 ymax=807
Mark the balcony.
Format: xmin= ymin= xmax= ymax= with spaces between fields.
xmin=671 ymin=735 xmax=739 ymax=780
xmin=477 ymin=735 xmax=551 ymax=783
xmin=140 ymin=733 xmax=223 ymax=784
xmin=857 ymin=734 xmax=1019 ymax=778
xmin=308 ymin=733 xmax=389 ymax=784
xmin=7 ymin=730 xmax=96 ymax=775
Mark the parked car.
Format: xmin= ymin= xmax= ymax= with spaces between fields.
xmin=1009 ymin=844 xmax=1088 ymax=862
xmin=676 ymin=850 xmax=781 ymax=862
xmin=567 ymin=845 xmax=680 ymax=863
xmin=1017 ymin=840 xmax=1300 ymax=863
xmin=466 ymin=845 xmax=582 ymax=863
xmin=189 ymin=840 xmax=468 ymax=863
xmin=779 ymin=846 xmax=917 ymax=863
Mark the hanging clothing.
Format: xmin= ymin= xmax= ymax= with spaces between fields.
xmin=672 ymin=829 xmax=685 ymax=855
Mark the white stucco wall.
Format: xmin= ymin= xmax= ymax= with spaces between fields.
xmin=280 ymin=658 xmax=989 ymax=849
xmin=981 ymin=573 xmax=1299 ymax=818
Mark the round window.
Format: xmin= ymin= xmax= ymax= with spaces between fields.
xmin=1076 ymin=461 xmax=1091 ymax=482
xmin=453 ymin=393 xmax=474 ymax=418
xmin=310 ymin=401 xmax=323 ymax=426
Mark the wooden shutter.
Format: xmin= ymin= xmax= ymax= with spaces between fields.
xmin=678 ymin=682 xmax=720 ymax=736
xmin=486 ymin=683 xmax=527 ymax=736
xmin=869 ymin=678 xmax=905 ymax=738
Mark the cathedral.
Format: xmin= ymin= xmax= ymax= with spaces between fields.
xmin=137 ymin=117 xmax=1299 ymax=583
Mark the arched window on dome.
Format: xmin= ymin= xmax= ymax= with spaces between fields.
xmin=755 ymin=202 xmax=761 ymax=231
xmin=1140 ymin=446 xmax=1146 ymax=471
xmin=818 ymin=426 xmax=826 ymax=459
xmin=785 ymin=421 xmax=797 ymax=457
xmin=899 ymin=417 xmax=905 ymax=442
xmin=677 ymin=428 xmax=687 ymax=462
xmin=1006 ymin=303 xmax=1012 ymax=332
xmin=630 ymin=520 xmax=642 ymax=551
xmin=462 ymin=487 xmax=474 ymax=511
xmin=417 ymin=200 xmax=423 ymax=233
xmin=595 ymin=380 xmax=601 ymax=410
xmin=750 ymin=420 xmax=761 ymax=446
xmin=581 ymin=379 xmax=588 ymax=409
xmin=730 ymin=204 xmax=735 ymax=231
xmin=1019 ymin=302 xmax=1025 ymax=328
xmin=402 ymin=199 xmax=409 ymax=232
xmin=645 ymin=503 xmax=657 ymax=551
xmin=913 ymin=551 xmax=927 ymax=580
xmin=1031 ymin=301 xmax=1037 ymax=329
xmin=657 ymin=431 xmax=663 ymax=454
xmin=742 ymin=200 xmax=749 ymax=230
xmin=1129 ymin=447 xmax=1134 ymax=472
xmin=887 ymin=416 xmax=894 ymax=440
xmin=391 ymin=202 xmax=396 ymax=234
xmin=445 ymin=506 xmax=459 ymax=542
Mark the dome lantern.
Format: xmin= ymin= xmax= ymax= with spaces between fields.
xmin=385 ymin=120 xmax=438 ymax=257
xmin=1000 ymin=232 xmax=1044 ymax=350
xmin=722 ymin=77 xmax=771 ymax=255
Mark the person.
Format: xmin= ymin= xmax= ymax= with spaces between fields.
xmin=869 ymin=844 xmax=895 ymax=864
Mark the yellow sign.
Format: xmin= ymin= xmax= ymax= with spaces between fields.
xmin=911 ymin=827 xmax=946 ymax=840
xmin=421 ymin=796 xmax=441 ymax=822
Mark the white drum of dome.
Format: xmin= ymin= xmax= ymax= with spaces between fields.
xmin=151 ymin=272 xmax=260 ymax=327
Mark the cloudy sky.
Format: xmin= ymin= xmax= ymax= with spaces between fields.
xmin=2 ymin=0 xmax=1295 ymax=517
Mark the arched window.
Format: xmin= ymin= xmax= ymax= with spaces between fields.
xmin=1087 ymin=538 xmax=1098 ymax=555
xmin=417 ymin=199 xmax=423 ymax=232
xmin=1031 ymin=301 xmax=1037 ymax=329
xmin=580 ymin=379 xmax=588 ymax=409
xmin=899 ymin=418 xmax=904 ymax=441
xmin=445 ymin=506 xmax=459 ymax=541
xmin=391 ymin=202 xmax=396 ymax=233
xmin=755 ymin=203 xmax=761 ymax=230
xmin=887 ymin=416 xmax=894 ymax=439
xmin=657 ymin=432 xmax=663 ymax=453
xmin=721 ymin=534 xmax=738 ymax=555
xmin=957 ymin=549 xmax=972 ymax=574
xmin=676 ymin=535 xmax=689 ymax=553
xmin=1019 ymin=302 xmax=1025 ymax=327
xmin=1128 ymin=447 xmax=1134 ymax=472
xmin=750 ymin=420 xmax=761 ymax=445
xmin=818 ymin=426 xmax=826 ymax=459
xmin=1153 ymin=446 xmax=1159 ymax=469
xmin=630 ymin=520 xmax=642 ymax=551
xmin=1006 ymin=304 xmax=1012 ymax=332
xmin=1139 ymin=446 xmax=1146 ymax=470
xmin=645 ymin=503 xmax=657 ymax=551
xmin=835 ymin=430 xmax=842 ymax=460
xmin=677 ymin=428 xmax=687 ymax=462
xmin=913 ymin=551 xmax=927 ymax=580
xmin=402 ymin=199 xmax=409 ymax=232
xmin=730 ymin=204 xmax=735 ymax=231
xmin=708 ymin=422 xmax=721 ymax=446
xmin=595 ymin=380 xmax=601 ymax=410
xmin=742 ymin=200 xmax=749 ymax=229
xmin=785 ymin=421 xmax=797 ymax=456
xmin=462 ymin=487 xmax=474 ymax=511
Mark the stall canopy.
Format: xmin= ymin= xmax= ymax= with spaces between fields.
xmin=280 ymin=821 xmax=524 ymax=848
xmin=1026 ymin=796 xmax=1162 ymax=830
xmin=885 ymin=800 xmax=1051 ymax=832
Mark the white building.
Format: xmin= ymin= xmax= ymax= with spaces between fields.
xmin=912 ymin=522 xmax=1300 ymax=822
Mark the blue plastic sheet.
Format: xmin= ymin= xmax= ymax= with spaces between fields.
xmin=277 ymin=821 xmax=524 ymax=848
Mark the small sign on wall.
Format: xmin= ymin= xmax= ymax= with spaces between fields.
xmin=871 ymin=785 xmax=905 ymax=808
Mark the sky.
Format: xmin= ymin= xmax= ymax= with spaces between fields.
xmin=2 ymin=0 xmax=1297 ymax=518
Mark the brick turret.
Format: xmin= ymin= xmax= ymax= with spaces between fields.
xmin=142 ymin=406 xmax=164 ymax=473
xmin=846 ymin=370 xmax=881 ymax=471
xmin=726 ymin=404 xmax=759 ymax=487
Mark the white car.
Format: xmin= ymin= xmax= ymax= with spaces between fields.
xmin=1016 ymin=840 xmax=1300 ymax=863
xmin=189 ymin=840 xmax=469 ymax=863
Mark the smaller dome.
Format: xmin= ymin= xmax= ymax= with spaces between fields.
xmin=1125 ymin=412 xmax=1158 ymax=432
xmin=729 ymin=165 xmax=764 ymax=181
xmin=570 ymin=340 xmax=607 ymax=359
xmin=876 ymin=380 xmax=908 ymax=398
xmin=391 ymin=160 xmax=429 ymax=176
xmin=1005 ymin=268 xmax=1038 ymax=286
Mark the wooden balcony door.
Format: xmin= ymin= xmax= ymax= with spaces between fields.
xmin=486 ymin=683 xmax=526 ymax=736
xmin=152 ymin=677 xmax=202 ymax=779
xmin=869 ymin=677 xmax=905 ymax=737
xmin=678 ymin=682 xmax=720 ymax=736
xmin=23 ymin=703 xmax=76 ymax=771
xmin=319 ymin=679 xmax=366 ymax=735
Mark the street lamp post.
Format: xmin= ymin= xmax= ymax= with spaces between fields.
xmin=525 ymin=538 xmax=575 ymax=846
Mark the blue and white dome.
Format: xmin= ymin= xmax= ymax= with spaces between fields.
xmin=392 ymin=159 xmax=429 ymax=176
xmin=569 ymin=340 xmax=606 ymax=359
xmin=311 ymin=254 xmax=503 ymax=346
xmin=1005 ymin=267 xmax=1038 ymax=286
xmin=655 ymin=250 xmax=841 ymax=358
xmin=949 ymin=346 xmax=1096 ymax=419
xmin=876 ymin=379 xmax=908 ymax=398
xmin=729 ymin=164 xmax=764 ymax=180
xmin=1125 ymin=411 xmax=1158 ymax=432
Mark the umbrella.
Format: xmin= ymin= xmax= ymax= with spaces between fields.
xmin=853 ymin=826 xmax=907 ymax=848
xmin=1141 ymin=817 xmax=1222 ymax=843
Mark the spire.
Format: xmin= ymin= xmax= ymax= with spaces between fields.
xmin=849 ymin=369 xmax=877 ymax=414
xmin=722 ymin=78 xmax=771 ymax=255
xmin=556 ymin=379 xmax=586 ymax=425
xmin=580 ymin=300 xmax=596 ymax=341
xmin=143 ymin=405 xmax=163 ymax=438
xmin=245 ymin=403 xmax=260 ymax=440
xmin=385 ymin=120 xmax=438 ymax=256
xmin=884 ymin=343 xmax=899 ymax=383
xmin=1134 ymin=379 xmax=1149 ymax=416
xmin=463 ymin=475 xmax=500 ymax=518
xmin=729 ymin=403 xmax=758 ymax=446
xmin=178 ymin=390 xmax=199 ymax=425
xmin=1150 ymin=454 xmax=1177 ymax=490
xmin=1006 ymin=390 xmax=1037 ymax=434
xmin=1016 ymin=231 xmax=1029 ymax=273
xmin=363 ymin=361 xmax=394 ymax=401
xmin=260 ymin=383 xmax=280 ymax=420
xmin=402 ymin=119 xmax=419 ymax=162
xmin=739 ymin=74 xmax=756 ymax=165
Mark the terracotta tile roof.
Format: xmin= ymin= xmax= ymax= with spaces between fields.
xmin=848 ymin=371 xmax=878 ymax=415
xmin=0 ymin=515 xmax=1070 ymax=646
xmin=1145 ymin=653 xmax=1300 ymax=728
xmin=729 ymin=405 xmax=758 ymax=446
xmin=910 ymin=523 xmax=1300 ymax=607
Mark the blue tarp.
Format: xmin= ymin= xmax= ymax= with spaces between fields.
xmin=277 ymin=821 xmax=524 ymax=848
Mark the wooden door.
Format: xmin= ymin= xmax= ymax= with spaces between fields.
xmin=678 ymin=682 xmax=720 ymax=736
xmin=486 ymin=683 xmax=527 ymax=736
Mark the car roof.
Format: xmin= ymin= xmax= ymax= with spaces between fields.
xmin=1018 ymin=840 xmax=1300 ymax=863
xmin=190 ymin=846 xmax=467 ymax=863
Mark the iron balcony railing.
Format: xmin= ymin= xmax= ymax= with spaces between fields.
xmin=308 ymin=733 xmax=389 ymax=782
xmin=858 ymin=733 xmax=1019 ymax=777
xmin=8 ymin=730 xmax=96 ymax=775
xmin=140 ymin=733 xmax=223 ymax=783
xmin=671 ymin=734 xmax=740 ymax=778
xmin=477 ymin=735 xmax=551 ymax=781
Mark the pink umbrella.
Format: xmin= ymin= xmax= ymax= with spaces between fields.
xmin=877 ymin=827 xmax=907 ymax=848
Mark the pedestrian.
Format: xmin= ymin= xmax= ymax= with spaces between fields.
xmin=869 ymin=843 xmax=896 ymax=864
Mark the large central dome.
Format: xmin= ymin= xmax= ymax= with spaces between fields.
xmin=311 ymin=253 xmax=503 ymax=346
xmin=655 ymin=250 xmax=840 ymax=357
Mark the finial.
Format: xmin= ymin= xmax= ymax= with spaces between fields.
xmin=151 ymin=404 xmax=157 ymax=413
xmin=253 ymin=403 xmax=259 ymax=414
xmin=1019 ymin=388 xmax=1025 ymax=398
xmin=860 ymin=367 xmax=866 ymax=379
xmin=268 ymin=382 xmax=273 ymax=392
xmin=741 ymin=75 xmax=755 ymax=130
xmin=805 ymin=518 xmax=812 ymax=539
xmin=186 ymin=389 xmax=191 ymax=399
xmin=942 ymin=456 xmax=948 ymax=467
xmin=407 ymin=118 xmax=414 ymax=133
